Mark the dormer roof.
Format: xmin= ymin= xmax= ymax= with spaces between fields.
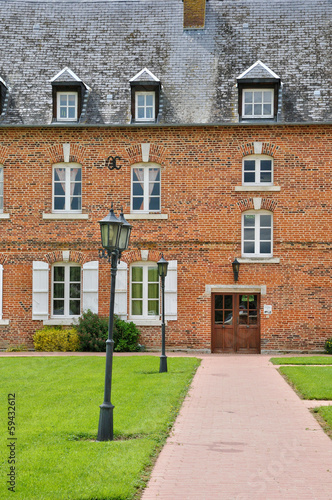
xmin=129 ymin=68 xmax=160 ymax=84
xmin=50 ymin=67 xmax=91 ymax=90
xmin=237 ymin=61 xmax=280 ymax=81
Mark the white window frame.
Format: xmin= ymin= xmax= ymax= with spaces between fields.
xmin=130 ymin=261 xmax=160 ymax=320
xmin=57 ymin=91 xmax=78 ymax=122
xmin=135 ymin=91 xmax=155 ymax=122
xmin=51 ymin=262 xmax=81 ymax=318
xmin=0 ymin=165 xmax=3 ymax=213
xmin=242 ymin=210 xmax=273 ymax=258
xmin=242 ymin=89 xmax=274 ymax=118
xmin=242 ymin=155 xmax=273 ymax=186
xmin=52 ymin=163 xmax=82 ymax=213
xmin=131 ymin=163 xmax=161 ymax=213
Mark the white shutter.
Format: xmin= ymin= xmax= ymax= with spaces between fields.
xmin=32 ymin=261 xmax=49 ymax=320
xmin=114 ymin=261 xmax=128 ymax=319
xmin=0 ymin=264 xmax=3 ymax=320
xmin=165 ymin=260 xmax=177 ymax=321
xmin=82 ymin=261 xmax=99 ymax=314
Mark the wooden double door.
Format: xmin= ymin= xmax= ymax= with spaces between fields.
xmin=212 ymin=293 xmax=261 ymax=353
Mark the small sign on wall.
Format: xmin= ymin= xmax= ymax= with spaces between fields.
xmin=264 ymin=305 xmax=272 ymax=315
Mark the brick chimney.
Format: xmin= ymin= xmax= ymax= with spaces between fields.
xmin=183 ymin=0 xmax=206 ymax=29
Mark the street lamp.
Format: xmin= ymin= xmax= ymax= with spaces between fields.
xmin=232 ymin=258 xmax=240 ymax=282
xmin=97 ymin=205 xmax=132 ymax=441
xmin=157 ymin=254 xmax=169 ymax=373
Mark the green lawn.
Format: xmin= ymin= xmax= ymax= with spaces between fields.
xmin=270 ymin=356 xmax=332 ymax=365
xmin=279 ymin=366 xmax=332 ymax=400
xmin=0 ymin=356 xmax=200 ymax=500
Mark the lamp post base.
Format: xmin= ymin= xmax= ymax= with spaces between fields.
xmin=159 ymin=355 xmax=167 ymax=373
xmin=97 ymin=402 xmax=114 ymax=441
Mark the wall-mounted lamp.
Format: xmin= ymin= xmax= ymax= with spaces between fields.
xmin=232 ymin=258 xmax=240 ymax=282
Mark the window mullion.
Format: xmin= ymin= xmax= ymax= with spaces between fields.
xmin=255 ymin=214 xmax=260 ymax=255
xmin=144 ymin=168 xmax=149 ymax=212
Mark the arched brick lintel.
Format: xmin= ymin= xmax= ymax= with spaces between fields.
xmin=125 ymin=143 xmax=167 ymax=165
xmin=237 ymin=198 xmax=278 ymax=212
xmin=239 ymin=142 xmax=279 ymax=158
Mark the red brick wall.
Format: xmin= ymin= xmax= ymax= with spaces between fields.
xmin=0 ymin=124 xmax=331 ymax=351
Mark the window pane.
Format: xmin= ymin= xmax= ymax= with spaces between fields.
xmin=146 ymin=95 xmax=153 ymax=106
xmin=244 ymin=92 xmax=252 ymax=103
xmin=215 ymin=310 xmax=223 ymax=323
xmin=146 ymin=107 xmax=153 ymax=119
xmin=244 ymin=241 xmax=255 ymax=253
xmin=54 ymin=283 xmax=64 ymax=299
xmin=148 ymin=267 xmax=158 ymax=282
xmin=244 ymin=172 xmax=255 ymax=183
xmin=69 ymin=300 xmax=80 ymax=316
xmin=68 ymin=95 xmax=76 ymax=106
xmin=133 ymin=197 xmax=144 ymax=210
xmin=149 ymin=169 xmax=160 ymax=182
xmin=133 ymin=168 xmax=144 ymax=183
xmin=54 ymin=266 xmax=64 ymax=281
xmin=133 ymin=183 xmax=144 ymax=195
xmin=263 ymin=104 xmax=272 ymax=115
xmin=54 ymin=197 xmax=65 ymax=210
xmin=132 ymin=283 xmax=143 ymax=299
xmin=254 ymin=104 xmax=262 ymax=115
xmin=260 ymin=227 xmax=271 ymax=239
xmin=254 ymin=91 xmax=262 ymax=103
xmin=260 ymin=215 xmax=271 ymax=227
xmin=148 ymin=300 xmax=159 ymax=316
xmin=215 ymin=295 xmax=223 ymax=309
xmin=244 ymin=104 xmax=252 ymax=115
xmin=53 ymin=300 xmax=64 ymax=315
xmin=261 ymin=160 xmax=272 ymax=171
xmin=244 ymin=160 xmax=255 ymax=171
xmin=68 ymin=108 xmax=75 ymax=119
xmin=224 ymin=295 xmax=233 ymax=309
xmin=60 ymin=95 xmax=67 ymax=105
xmin=0 ymin=168 xmax=3 ymax=182
xmin=70 ymin=196 xmax=81 ymax=210
xmin=148 ymin=283 xmax=159 ymax=299
xmin=244 ymin=215 xmax=255 ymax=227
xmin=244 ymin=228 xmax=255 ymax=240
xmin=54 ymin=168 xmax=65 ymax=182
xmin=132 ymin=267 xmax=143 ymax=282
xmin=137 ymin=108 xmax=144 ymax=119
xmin=260 ymin=172 xmax=272 ymax=183
xmin=54 ymin=183 xmax=65 ymax=195
xmin=132 ymin=300 xmax=142 ymax=315
xmin=260 ymin=241 xmax=271 ymax=254
xmin=264 ymin=91 xmax=272 ymax=103
xmin=149 ymin=197 xmax=160 ymax=211
xmin=70 ymin=267 xmax=80 ymax=281
xmin=60 ymin=108 xmax=67 ymax=118
xmin=71 ymin=168 xmax=81 ymax=182
xmin=137 ymin=95 xmax=145 ymax=106
xmin=70 ymin=284 xmax=81 ymax=299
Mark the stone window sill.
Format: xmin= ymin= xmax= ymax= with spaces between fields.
xmin=0 ymin=319 xmax=10 ymax=325
xmin=124 ymin=213 xmax=168 ymax=220
xmin=238 ymin=257 xmax=280 ymax=264
xmin=43 ymin=213 xmax=89 ymax=220
xmin=130 ymin=319 xmax=161 ymax=326
xmin=44 ymin=319 xmax=77 ymax=326
xmin=235 ymin=186 xmax=281 ymax=192
xmin=0 ymin=213 xmax=10 ymax=219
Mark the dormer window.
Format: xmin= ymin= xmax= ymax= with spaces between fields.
xmin=237 ymin=61 xmax=281 ymax=122
xmin=50 ymin=67 xmax=90 ymax=123
xmin=57 ymin=92 xmax=78 ymax=121
xmin=130 ymin=68 xmax=161 ymax=123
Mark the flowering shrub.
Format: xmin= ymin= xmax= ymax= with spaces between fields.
xmin=325 ymin=338 xmax=332 ymax=354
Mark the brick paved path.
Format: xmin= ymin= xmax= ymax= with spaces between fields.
xmin=142 ymin=355 xmax=332 ymax=500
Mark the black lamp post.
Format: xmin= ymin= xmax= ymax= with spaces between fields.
xmin=97 ymin=206 xmax=132 ymax=441
xmin=157 ymin=254 xmax=169 ymax=373
xmin=232 ymin=258 xmax=240 ymax=282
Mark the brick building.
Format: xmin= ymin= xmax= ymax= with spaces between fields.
xmin=0 ymin=0 xmax=331 ymax=352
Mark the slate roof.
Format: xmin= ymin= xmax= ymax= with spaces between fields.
xmin=0 ymin=0 xmax=331 ymax=126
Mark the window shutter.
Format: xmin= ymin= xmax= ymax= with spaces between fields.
xmin=82 ymin=261 xmax=99 ymax=314
xmin=165 ymin=260 xmax=177 ymax=321
xmin=32 ymin=261 xmax=49 ymax=320
xmin=114 ymin=261 xmax=128 ymax=319
xmin=0 ymin=264 xmax=3 ymax=320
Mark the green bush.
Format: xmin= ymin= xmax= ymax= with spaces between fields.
xmin=75 ymin=310 xmax=108 ymax=352
xmin=75 ymin=310 xmax=141 ymax=352
xmin=325 ymin=338 xmax=332 ymax=354
xmin=33 ymin=327 xmax=80 ymax=352
xmin=113 ymin=318 xmax=141 ymax=352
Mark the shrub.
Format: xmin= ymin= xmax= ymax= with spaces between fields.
xmin=113 ymin=318 xmax=141 ymax=352
xmin=75 ymin=310 xmax=108 ymax=352
xmin=325 ymin=338 xmax=332 ymax=354
xmin=33 ymin=327 xmax=80 ymax=352
xmin=75 ymin=310 xmax=141 ymax=352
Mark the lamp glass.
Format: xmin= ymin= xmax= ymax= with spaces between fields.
xmin=118 ymin=213 xmax=132 ymax=252
xmin=157 ymin=256 xmax=169 ymax=278
xmin=99 ymin=209 xmax=122 ymax=251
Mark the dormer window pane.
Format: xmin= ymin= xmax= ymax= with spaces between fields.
xmin=243 ymin=90 xmax=273 ymax=118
